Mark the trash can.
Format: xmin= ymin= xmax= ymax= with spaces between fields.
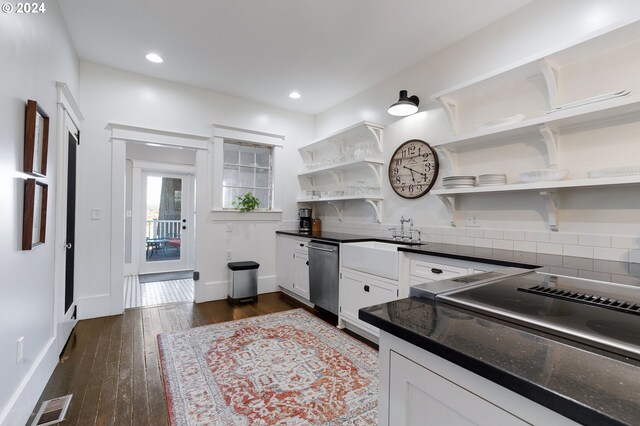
xmin=227 ymin=261 xmax=259 ymax=303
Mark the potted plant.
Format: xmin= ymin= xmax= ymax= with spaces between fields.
xmin=233 ymin=192 xmax=261 ymax=212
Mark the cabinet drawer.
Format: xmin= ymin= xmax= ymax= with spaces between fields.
xmin=294 ymin=239 xmax=309 ymax=254
xmin=410 ymin=260 xmax=468 ymax=280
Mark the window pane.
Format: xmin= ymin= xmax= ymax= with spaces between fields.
xmin=256 ymin=169 xmax=269 ymax=188
xmin=240 ymin=146 xmax=255 ymax=166
xmin=255 ymin=147 xmax=270 ymax=167
xmin=239 ymin=167 xmax=254 ymax=187
xmin=223 ymin=186 xmax=242 ymax=209
xmin=255 ymin=189 xmax=269 ymax=209
xmin=223 ymin=145 xmax=239 ymax=164
xmin=223 ymin=165 xmax=238 ymax=186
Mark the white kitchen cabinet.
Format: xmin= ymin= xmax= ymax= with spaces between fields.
xmin=340 ymin=268 xmax=399 ymax=339
xmin=276 ymin=235 xmax=294 ymax=292
xmin=388 ymin=352 xmax=528 ymax=426
xmin=379 ymin=331 xmax=578 ymax=426
xmin=276 ymin=235 xmax=311 ymax=302
xmin=293 ymin=250 xmax=310 ymax=300
xmin=297 ymin=121 xmax=385 ymax=223
xmin=428 ymin=20 xmax=640 ymax=230
xmin=400 ymin=253 xmax=504 ymax=298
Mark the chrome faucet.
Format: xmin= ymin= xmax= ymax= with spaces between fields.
xmin=399 ymin=216 xmax=414 ymax=242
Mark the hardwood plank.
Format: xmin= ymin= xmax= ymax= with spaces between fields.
xmin=131 ymin=309 xmax=151 ymax=425
xmin=59 ymin=317 xmax=106 ymax=425
xmin=114 ymin=309 xmax=134 ymax=424
xmin=95 ymin=314 xmax=124 ymax=426
xmin=143 ymin=308 xmax=168 ymax=425
xmin=74 ymin=316 xmax=117 ymax=425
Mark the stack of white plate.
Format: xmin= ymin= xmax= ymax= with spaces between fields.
xmin=478 ymin=174 xmax=507 ymax=186
xmin=443 ymin=176 xmax=476 ymax=188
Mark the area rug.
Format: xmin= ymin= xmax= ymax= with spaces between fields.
xmin=157 ymin=308 xmax=378 ymax=425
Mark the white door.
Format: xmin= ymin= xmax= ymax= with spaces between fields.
xmin=293 ymin=251 xmax=310 ymax=300
xmin=139 ymin=172 xmax=194 ymax=274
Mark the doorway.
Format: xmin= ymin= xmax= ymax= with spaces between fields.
xmin=139 ymin=172 xmax=194 ymax=274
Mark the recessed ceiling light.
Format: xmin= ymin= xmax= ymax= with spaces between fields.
xmin=145 ymin=53 xmax=163 ymax=63
xmin=289 ymin=91 xmax=301 ymax=99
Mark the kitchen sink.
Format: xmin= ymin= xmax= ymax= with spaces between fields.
xmin=342 ymin=241 xmax=401 ymax=280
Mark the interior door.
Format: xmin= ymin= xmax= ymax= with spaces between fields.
xmin=64 ymin=130 xmax=78 ymax=313
xmin=139 ymin=172 xmax=194 ymax=274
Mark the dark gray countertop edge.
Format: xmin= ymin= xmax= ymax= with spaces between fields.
xmin=276 ymin=231 xmax=538 ymax=268
xmin=359 ymin=306 xmax=626 ymax=426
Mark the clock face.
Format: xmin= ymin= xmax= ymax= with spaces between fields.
xmin=388 ymin=139 xmax=439 ymax=199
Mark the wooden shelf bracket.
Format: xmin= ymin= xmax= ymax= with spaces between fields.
xmin=538 ymin=58 xmax=560 ymax=108
xmin=328 ymin=171 xmax=344 ymax=187
xmin=365 ymin=163 xmax=383 ymax=186
xmin=365 ymin=123 xmax=384 ymax=152
xmin=538 ymin=124 xmax=559 ymax=168
xmin=435 ymin=96 xmax=459 ymax=135
xmin=327 ymin=201 xmax=344 ymax=222
xmin=436 ymin=195 xmax=457 ymax=227
xmin=539 ymin=190 xmax=559 ymax=231
xmin=436 ymin=147 xmax=457 ymax=176
xmin=365 ymin=199 xmax=383 ymax=223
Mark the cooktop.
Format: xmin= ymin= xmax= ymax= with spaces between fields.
xmin=438 ymin=272 xmax=640 ymax=361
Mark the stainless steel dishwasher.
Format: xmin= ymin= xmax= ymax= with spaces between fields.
xmin=308 ymin=240 xmax=339 ymax=315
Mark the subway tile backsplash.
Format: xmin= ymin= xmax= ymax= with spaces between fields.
xmin=314 ymin=220 xmax=640 ymax=263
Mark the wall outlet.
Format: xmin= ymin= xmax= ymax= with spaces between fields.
xmin=16 ymin=337 xmax=24 ymax=363
xmin=226 ymin=223 xmax=232 ymax=233
xmin=226 ymin=250 xmax=232 ymax=260
xmin=465 ymin=214 xmax=480 ymax=227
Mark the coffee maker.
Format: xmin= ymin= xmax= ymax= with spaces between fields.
xmin=298 ymin=208 xmax=312 ymax=233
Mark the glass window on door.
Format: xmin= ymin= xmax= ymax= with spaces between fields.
xmin=222 ymin=140 xmax=273 ymax=209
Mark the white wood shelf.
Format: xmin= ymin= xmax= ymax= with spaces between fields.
xmin=431 ymin=18 xmax=640 ymax=103
xmin=432 ymin=92 xmax=640 ymax=149
xmin=298 ymin=121 xmax=384 ymax=153
xmin=297 ymin=158 xmax=384 ymax=178
xmin=433 ymin=175 xmax=640 ymax=231
xmin=297 ymin=196 xmax=384 ymax=223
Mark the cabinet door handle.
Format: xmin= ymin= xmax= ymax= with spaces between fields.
xmin=306 ymin=261 xmax=309 ymax=266
xmin=299 ymin=243 xmax=304 ymax=247
xmin=364 ymin=285 xmax=370 ymax=292
xmin=431 ymin=268 xmax=443 ymax=274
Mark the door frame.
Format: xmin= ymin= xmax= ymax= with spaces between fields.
xmin=53 ymin=83 xmax=83 ymax=354
xmin=108 ymin=124 xmax=210 ymax=315
xmin=132 ymin=161 xmax=195 ymax=275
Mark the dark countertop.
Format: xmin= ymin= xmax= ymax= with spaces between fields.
xmin=360 ymin=298 xmax=640 ymax=425
xmin=277 ymin=231 xmax=640 ymax=283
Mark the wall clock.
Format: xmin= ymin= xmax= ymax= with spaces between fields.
xmin=388 ymin=139 xmax=439 ymax=199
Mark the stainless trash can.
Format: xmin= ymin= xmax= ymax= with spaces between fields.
xmin=227 ymin=261 xmax=259 ymax=303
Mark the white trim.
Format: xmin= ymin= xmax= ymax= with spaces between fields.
xmin=0 ymin=338 xmax=58 ymax=426
xmin=109 ymin=141 xmax=126 ymax=316
xmin=213 ymin=123 xmax=285 ymax=147
xmin=131 ymin=160 xmax=195 ymax=174
xmin=211 ymin=210 xmax=283 ymax=221
xmin=108 ymin=123 xmax=210 ymax=149
xmin=56 ymin=82 xmax=84 ymax=126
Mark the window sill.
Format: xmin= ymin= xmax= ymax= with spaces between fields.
xmin=211 ymin=210 xmax=283 ymax=221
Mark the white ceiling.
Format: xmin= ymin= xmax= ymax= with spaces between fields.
xmin=58 ymin=0 xmax=532 ymax=115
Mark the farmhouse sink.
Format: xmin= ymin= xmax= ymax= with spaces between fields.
xmin=342 ymin=241 xmax=401 ymax=280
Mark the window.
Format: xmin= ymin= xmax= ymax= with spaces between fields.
xmin=222 ymin=140 xmax=273 ymax=209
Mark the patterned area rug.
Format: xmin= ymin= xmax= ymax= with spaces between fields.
xmin=157 ymin=309 xmax=378 ymax=425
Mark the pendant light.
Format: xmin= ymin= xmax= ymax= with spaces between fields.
xmin=388 ymin=90 xmax=420 ymax=116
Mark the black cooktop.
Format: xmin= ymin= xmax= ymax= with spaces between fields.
xmin=439 ymin=272 xmax=640 ymax=361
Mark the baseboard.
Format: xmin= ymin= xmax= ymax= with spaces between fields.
xmin=77 ymin=294 xmax=111 ymax=319
xmin=0 ymin=337 xmax=57 ymax=426
xmin=278 ymin=287 xmax=315 ymax=308
xmin=196 ymin=275 xmax=278 ymax=303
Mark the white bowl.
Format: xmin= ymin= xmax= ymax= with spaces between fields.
xmin=519 ymin=169 xmax=568 ymax=183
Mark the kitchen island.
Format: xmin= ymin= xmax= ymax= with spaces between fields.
xmin=360 ymin=296 xmax=640 ymax=425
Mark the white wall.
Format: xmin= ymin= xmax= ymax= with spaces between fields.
xmin=313 ymin=0 xmax=640 ymax=242
xmin=0 ymin=3 xmax=80 ymax=425
xmin=77 ymin=62 xmax=313 ymax=318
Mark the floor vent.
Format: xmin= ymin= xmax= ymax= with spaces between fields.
xmin=31 ymin=395 xmax=72 ymax=426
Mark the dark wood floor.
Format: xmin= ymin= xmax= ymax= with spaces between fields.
xmin=30 ymin=292 xmax=342 ymax=426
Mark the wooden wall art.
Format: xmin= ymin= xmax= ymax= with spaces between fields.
xmin=24 ymin=99 xmax=50 ymax=176
xmin=22 ymin=178 xmax=48 ymax=250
